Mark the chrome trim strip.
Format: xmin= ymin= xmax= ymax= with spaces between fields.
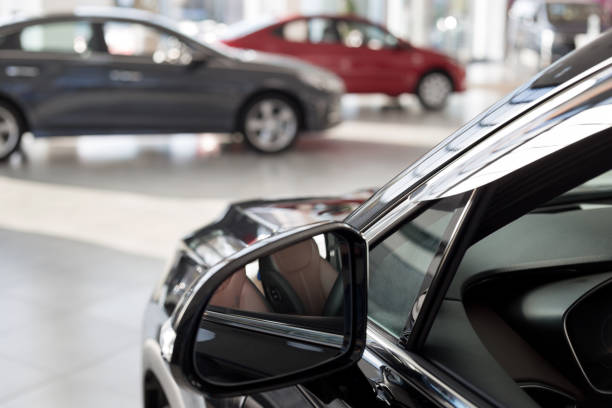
xmin=362 ymin=200 xmax=420 ymax=242
xmin=364 ymin=67 xmax=612 ymax=243
xmin=414 ymin=66 xmax=612 ymax=202
xmin=519 ymin=382 xmax=577 ymax=407
xmin=365 ymin=327 xmax=477 ymax=408
xmin=349 ymin=55 xmax=612 ymax=230
xmin=203 ymin=310 xmax=344 ymax=349
xmin=562 ymin=278 xmax=612 ymax=395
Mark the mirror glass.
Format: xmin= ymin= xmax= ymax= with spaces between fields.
xmin=193 ymin=232 xmax=351 ymax=386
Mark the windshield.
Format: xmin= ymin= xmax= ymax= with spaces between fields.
xmin=572 ymin=169 xmax=612 ymax=191
xmin=546 ymin=2 xmax=602 ymax=25
xmin=220 ymin=16 xmax=276 ymax=40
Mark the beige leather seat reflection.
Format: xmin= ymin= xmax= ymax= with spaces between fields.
xmin=265 ymin=239 xmax=338 ymax=315
xmin=208 ymin=268 xmax=271 ymax=313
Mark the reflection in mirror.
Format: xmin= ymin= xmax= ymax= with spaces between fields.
xmin=193 ymin=232 xmax=350 ymax=386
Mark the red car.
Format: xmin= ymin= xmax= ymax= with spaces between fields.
xmin=222 ymin=14 xmax=466 ymax=110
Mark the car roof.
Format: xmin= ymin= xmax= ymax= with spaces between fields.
xmin=346 ymin=30 xmax=612 ymax=230
xmin=0 ymin=7 xmax=179 ymax=33
xmin=278 ymin=13 xmax=378 ymax=24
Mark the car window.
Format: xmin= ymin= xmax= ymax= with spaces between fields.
xmin=368 ymin=196 xmax=467 ymax=337
xmin=103 ymin=21 xmax=192 ymax=64
xmin=20 ymin=21 xmax=93 ymax=54
xmin=309 ymin=18 xmax=340 ymax=43
xmin=336 ymin=20 xmax=398 ymax=49
xmin=281 ymin=19 xmax=308 ymax=43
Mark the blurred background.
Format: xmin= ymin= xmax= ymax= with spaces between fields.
xmin=0 ymin=0 xmax=608 ymax=407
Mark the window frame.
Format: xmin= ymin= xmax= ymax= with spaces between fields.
xmin=335 ymin=18 xmax=399 ymax=50
xmin=365 ymin=191 xmax=475 ymax=345
xmin=13 ymin=18 xmax=98 ymax=55
xmin=100 ymin=19 xmax=196 ymax=65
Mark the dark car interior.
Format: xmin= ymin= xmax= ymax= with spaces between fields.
xmin=424 ymin=154 xmax=612 ymax=407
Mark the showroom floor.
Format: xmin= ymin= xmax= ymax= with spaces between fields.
xmin=0 ymin=88 xmax=508 ymax=407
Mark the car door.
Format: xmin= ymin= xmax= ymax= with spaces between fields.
xmin=240 ymin=195 xmax=483 ymax=408
xmin=332 ymin=19 xmax=412 ymax=95
xmin=97 ymin=20 xmax=231 ymax=133
xmin=268 ymin=17 xmax=345 ymax=78
xmin=0 ymin=18 xmax=113 ymax=133
xmin=353 ymin=193 xmax=481 ymax=407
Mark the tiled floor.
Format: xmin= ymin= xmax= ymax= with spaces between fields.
xmin=0 ymin=89 xmax=507 ymax=407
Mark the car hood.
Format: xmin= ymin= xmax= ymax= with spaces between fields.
xmin=183 ymin=190 xmax=374 ymax=268
xmin=213 ymin=40 xmax=334 ymax=75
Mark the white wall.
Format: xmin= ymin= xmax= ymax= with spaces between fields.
xmin=0 ymin=0 xmax=113 ymax=17
xmin=470 ymin=0 xmax=507 ymax=61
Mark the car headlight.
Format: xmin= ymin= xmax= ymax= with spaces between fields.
xmin=299 ymin=71 xmax=345 ymax=93
xmin=152 ymin=250 xmax=204 ymax=315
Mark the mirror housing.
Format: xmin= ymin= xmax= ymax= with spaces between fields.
xmin=165 ymin=222 xmax=367 ymax=397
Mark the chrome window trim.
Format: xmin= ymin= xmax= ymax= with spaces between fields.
xmin=519 ymin=383 xmax=578 ymax=407
xmin=364 ymin=191 xmax=475 ymax=339
xmin=364 ymin=66 xmax=612 ymax=243
xmin=420 ymin=66 xmax=612 ymax=200
xmin=349 ymin=55 xmax=612 ymax=230
xmin=203 ymin=310 xmax=344 ymax=349
xmin=362 ymin=199 xmax=421 ymax=243
xmin=364 ymin=326 xmax=478 ymax=408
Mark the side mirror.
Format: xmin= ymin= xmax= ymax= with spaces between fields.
xmin=165 ymin=222 xmax=367 ymax=397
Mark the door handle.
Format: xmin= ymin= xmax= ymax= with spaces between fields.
xmin=5 ymin=65 xmax=39 ymax=77
xmin=109 ymin=69 xmax=142 ymax=82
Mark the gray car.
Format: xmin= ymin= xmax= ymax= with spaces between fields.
xmin=0 ymin=8 xmax=344 ymax=158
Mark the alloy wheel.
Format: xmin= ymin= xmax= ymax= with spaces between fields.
xmin=418 ymin=73 xmax=452 ymax=110
xmin=244 ymin=98 xmax=298 ymax=153
xmin=0 ymin=106 xmax=20 ymax=159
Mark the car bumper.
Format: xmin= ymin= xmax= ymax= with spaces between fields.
xmin=142 ymin=301 xmax=208 ymax=408
xmin=303 ymin=91 xmax=342 ymax=131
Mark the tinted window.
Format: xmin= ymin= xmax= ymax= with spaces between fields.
xmin=103 ymin=21 xmax=192 ymax=64
xmin=309 ymin=18 xmax=339 ymax=43
xmin=20 ymin=21 xmax=93 ymax=53
xmin=368 ymin=197 xmax=466 ymax=337
xmin=336 ymin=20 xmax=397 ymax=49
xmin=281 ymin=19 xmax=308 ymax=43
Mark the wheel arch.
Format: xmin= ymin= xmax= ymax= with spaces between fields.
xmin=234 ymin=89 xmax=306 ymax=132
xmin=417 ymin=67 xmax=456 ymax=92
xmin=143 ymin=370 xmax=170 ymax=408
xmin=0 ymin=92 xmax=31 ymax=132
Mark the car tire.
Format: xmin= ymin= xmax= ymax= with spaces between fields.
xmin=240 ymin=94 xmax=300 ymax=154
xmin=416 ymin=72 xmax=453 ymax=111
xmin=0 ymin=103 xmax=23 ymax=161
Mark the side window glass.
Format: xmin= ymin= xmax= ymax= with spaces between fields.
xmin=103 ymin=22 xmax=192 ymax=64
xmin=309 ymin=18 xmax=339 ymax=44
xmin=336 ymin=20 xmax=366 ymax=48
xmin=282 ymin=19 xmax=308 ymax=43
xmin=20 ymin=21 xmax=93 ymax=54
xmin=336 ymin=20 xmax=397 ymax=49
xmin=363 ymin=23 xmax=398 ymax=49
xmin=368 ymin=195 xmax=467 ymax=337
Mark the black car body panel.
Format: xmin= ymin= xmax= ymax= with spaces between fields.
xmin=143 ymin=29 xmax=612 ymax=408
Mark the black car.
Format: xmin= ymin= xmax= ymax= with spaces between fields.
xmin=0 ymin=8 xmax=344 ymax=159
xmin=143 ymin=30 xmax=612 ymax=408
